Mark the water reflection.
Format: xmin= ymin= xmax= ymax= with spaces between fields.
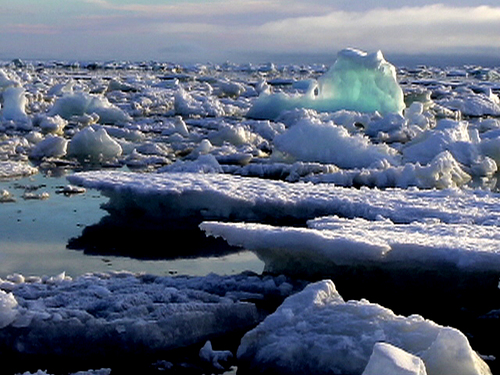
xmin=0 ymin=171 xmax=264 ymax=278
xmin=67 ymin=214 xmax=242 ymax=260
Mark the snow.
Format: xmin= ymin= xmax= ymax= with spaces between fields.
xmin=236 ymin=280 xmax=491 ymax=375
xmin=247 ymin=48 xmax=405 ymax=120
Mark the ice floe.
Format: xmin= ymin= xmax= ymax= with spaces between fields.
xmin=68 ymin=171 xmax=500 ymax=226
xmin=0 ymin=271 xmax=299 ymax=373
xmin=0 ymin=161 xmax=37 ymax=180
xmin=201 ymin=216 xmax=500 ymax=271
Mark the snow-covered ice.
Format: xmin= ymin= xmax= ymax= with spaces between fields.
xmin=68 ymin=171 xmax=500 ymax=226
xmin=201 ymin=216 xmax=500 ymax=271
xmin=68 ymin=126 xmax=122 ymax=162
xmin=0 ymin=161 xmax=37 ymax=180
xmin=236 ymin=280 xmax=491 ymax=375
xmin=0 ymin=270 xmax=298 ymax=372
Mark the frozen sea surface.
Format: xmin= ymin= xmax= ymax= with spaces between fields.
xmin=1 ymin=51 xmax=500 ymax=374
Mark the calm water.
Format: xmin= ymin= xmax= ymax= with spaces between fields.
xmin=0 ymin=171 xmax=264 ymax=278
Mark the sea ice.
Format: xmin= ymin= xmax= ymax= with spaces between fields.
xmin=67 ymin=171 xmax=500 ymax=226
xmin=17 ymin=370 xmax=111 ymax=375
xmin=362 ymin=342 xmax=427 ymax=375
xmin=199 ymin=340 xmax=234 ymax=370
xmin=236 ymin=280 xmax=491 ymax=375
xmin=0 ymin=161 xmax=38 ymax=180
xmin=35 ymin=114 xmax=68 ymax=134
xmin=0 ymin=271 xmax=297 ymax=361
xmin=0 ymin=290 xmax=18 ymax=329
xmin=247 ymin=48 xmax=405 ymax=120
xmin=273 ymin=115 xmax=399 ymax=168
xmin=437 ymin=89 xmax=500 ymax=117
xmin=29 ymin=135 xmax=68 ymax=160
xmin=306 ymin=151 xmax=472 ymax=189
xmin=68 ymin=126 xmax=122 ymax=162
xmin=1 ymin=87 xmax=31 ymax=127
xmin=201 ymin=216 xmax=500 ymax=272
xmin=48 ymin=92 xmax=132 ymax=125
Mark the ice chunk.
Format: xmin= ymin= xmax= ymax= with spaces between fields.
xmin=68 ymin=126 xmax=122 ymax=162
xmin=273 ymin=116 xmax=399 ymax=168
xmin=174 ymin=87 xmax=224 ymax=117
xmin=36 ymin=114 xmax=68 ymax=134
xmin=48 ymin=92 xmax=132 ymax=124
xmin=362 ymin=343 xmax=427 ymax=375
xmin=437 ymin=91 xmax=500 ymax=117
xmin=0 ymin=161 xmax=38 ymax=180
xmin=0 ymin=289 xmax=18 ymax=329
xmin=247 ymin=48 xmax=405 ymax=120
xmin=0 ymin=189 xmax=15 ymax=202
xmin=30 ymin=135 xmax=68 ymax=160
xmin=403 ymin=119 xmax=475 ymax=165
xmin=1 ymin=87 xmax=31 ymax=127
xmin=159 ymin=154 xmax=223 ymax=173
xmin=173 ymin=115 xmax=189 ymax=137
xmin=307 ymin=151 xmax=471 ymax=189
xmin=237 ymin=280 xmax=491 ymax=375
xmin=420 ymin=328 xmax=492 ymax=375
xmin=199 ymin=340 xmax=233 ymax=370
xmin=0 ymin=68 xmax=20 ymax=89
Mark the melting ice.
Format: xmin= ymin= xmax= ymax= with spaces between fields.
xmin=247 ymin=48 xmax=405 ymax=120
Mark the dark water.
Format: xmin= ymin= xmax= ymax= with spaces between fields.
xmin=0 ymin=171 xmax=264 ymax=279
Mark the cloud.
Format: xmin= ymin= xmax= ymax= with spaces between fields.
xmin=0 ymin=24 xmax=59 ymax=35
xmin=252 ymin=4 xmax=500 ymax=54
xmin=2 ymin=1 xmax=500 ymax=62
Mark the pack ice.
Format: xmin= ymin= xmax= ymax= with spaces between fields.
xmin=1 ymin=52 xmax=500 ymax=374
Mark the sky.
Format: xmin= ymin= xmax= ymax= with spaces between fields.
xmin=1 ymin=0 xmax=500 ymax=65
